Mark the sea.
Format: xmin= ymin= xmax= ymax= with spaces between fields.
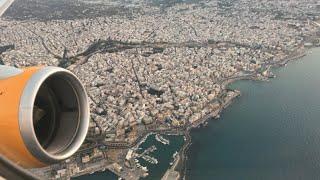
xmin=186 ymin=47 xmax=320 ymax=180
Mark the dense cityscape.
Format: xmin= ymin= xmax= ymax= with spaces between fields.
xmin=0 ymin=0 xmax=319 ymax=179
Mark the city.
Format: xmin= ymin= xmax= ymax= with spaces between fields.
xmin=0 ymin=0 xmax=319 ymax=179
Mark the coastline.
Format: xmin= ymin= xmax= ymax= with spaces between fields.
xmin=177 ymin=46 xmax=310 ymax=180
xmin=54 ymin=31 xmax=318 ymax=179
xmin=69 ymin=45 xmax=311 ymax=180
xmin=89 ymin=46 xmax=310 ymax=180
xmin=182 ymin=46 xmax=320 ymax=179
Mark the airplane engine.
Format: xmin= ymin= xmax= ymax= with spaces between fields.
xmin=0 ymin=65 xmax=90 ymax=168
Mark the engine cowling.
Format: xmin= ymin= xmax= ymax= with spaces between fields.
xmin=0 ymin=66 xmax=90 ymax=168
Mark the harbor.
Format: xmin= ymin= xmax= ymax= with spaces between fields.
xmin=135 ymin=134 xmax=184 ymax=180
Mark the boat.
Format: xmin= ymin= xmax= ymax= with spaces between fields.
xmin=141 ymin=166 xmax=148 ymax=172
xmin=142 ymin=155 xmax=158 ymax=164
xmin=169 ymin=151 xmax=179 ymax=166
xmin=155 ymin=134 xmax=170 ymax=145
xmin=172 ymin=151 xmax=178 ymax=158
xmin=143 ymin=172 xmax=149 ymax=177
xmin=136 ymin=163 xmax=141 ymax=168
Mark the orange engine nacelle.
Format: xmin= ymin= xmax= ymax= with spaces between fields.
xmin=0 ymin=65 xmax=90 ymax=168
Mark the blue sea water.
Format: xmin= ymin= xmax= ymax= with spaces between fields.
xmin=186 ymin=48 xmax=320 ymax=180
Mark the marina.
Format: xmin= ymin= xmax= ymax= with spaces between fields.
xmin=135 ymin=145 xmax=158 ymax=165
xmin=136 ymin=134 xmax=184 ymax=180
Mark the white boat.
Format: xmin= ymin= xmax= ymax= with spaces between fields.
xmin=173 ymin=151 xmax=178 ymax=158
xmin=142 ymin=155 xmax=158 ymax=164
xmin=155 ymin=134 xmax=170 ymax=145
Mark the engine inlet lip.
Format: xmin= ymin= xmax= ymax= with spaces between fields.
xmin=19 ymin=67 xmax=90 ymax=164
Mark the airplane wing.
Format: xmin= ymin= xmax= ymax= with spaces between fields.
xmin=0 ymin=0 xmax=14 ymax=17
xmin=0 ymin=155 xmax=39 ymax=180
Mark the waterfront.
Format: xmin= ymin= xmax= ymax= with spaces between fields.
xmin=74 ymin=134 xmax=184 ymax=179
xmin=186 ymin=47 xmax=320 ymax=180
xmin=137 ymin=134 xmax=184 ymax=180
xmin=73 ymin=170 xmax=118 ymax=180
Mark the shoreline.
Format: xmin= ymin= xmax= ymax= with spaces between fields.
xmin=57 ymin=41 xmax=317 ymax=180
xmin=69 ymin=46 xmax=311 ymax=180
xmin=79 ymin=46 xmax=310 ymax=180
xmin=177 ymin=46 xmax=310 ymax=179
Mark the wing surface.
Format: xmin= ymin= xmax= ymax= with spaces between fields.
xmin=0 ymin=0 xmax=14 ymax=17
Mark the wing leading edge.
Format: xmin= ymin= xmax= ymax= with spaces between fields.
xmin=0 ymin=0 xmax=14 ymax=17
